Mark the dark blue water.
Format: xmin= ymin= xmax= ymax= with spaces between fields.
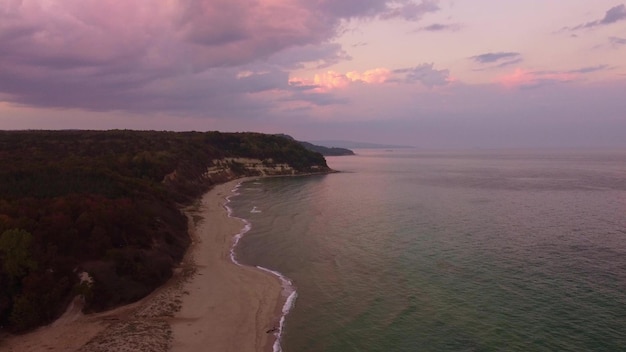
xmin=231 ymin=150 xmax=626 ymax=351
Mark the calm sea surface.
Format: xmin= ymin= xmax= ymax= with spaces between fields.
xmin=230 ymin=150 xmax=626 ymax=352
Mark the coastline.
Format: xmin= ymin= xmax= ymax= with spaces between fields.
xmin=0 ymin=178 xmax=287 ymax=352
xmin=170 ymin=178 xmax=285 ymax=352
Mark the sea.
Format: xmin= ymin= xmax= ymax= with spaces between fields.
xmin=227 ymin=149 xmax=626 ymax=352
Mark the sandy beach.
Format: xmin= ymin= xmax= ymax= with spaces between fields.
xmin=170 ymin=179 xmax=284 ymax=352
xmin=0 ymin=178 xmax=284 ymax=352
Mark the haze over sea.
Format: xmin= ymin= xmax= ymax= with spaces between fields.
xmin=231 ymin=149 xmax=626 ymax=352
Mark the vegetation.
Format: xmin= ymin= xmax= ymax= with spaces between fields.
xmin=296 ymin=141 xmax=355 ymax=156
xmin=0 ymin=130 xmax=330 ymax=332
xmin=274 ymin=134 xmax=355 ymax=156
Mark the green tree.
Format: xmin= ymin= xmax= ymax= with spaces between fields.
xmin=0 ymin=229 xmax=37 ymax=279
xmin=9 ymin=294 xmax=40 ymax=330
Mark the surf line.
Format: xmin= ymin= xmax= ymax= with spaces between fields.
xmin=224 ymin=180 xmax=297 ymax=352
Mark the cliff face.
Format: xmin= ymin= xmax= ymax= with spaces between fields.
xmin=0 ymin=130 xmax=331 ymax=332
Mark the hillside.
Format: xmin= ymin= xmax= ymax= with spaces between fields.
xmin=274 ymin=134 xmax=355 ymax=156
xmin=0 ymin=130 xmax=331 ymax=332
xmin=297 ymin=141 xmax=355 ymax=156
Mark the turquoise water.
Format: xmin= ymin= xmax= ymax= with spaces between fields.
xmin=231 ymin=150 xmax=626 ymax=352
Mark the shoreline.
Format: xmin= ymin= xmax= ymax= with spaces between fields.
xmin=0 ymin=177 xmax=291 ymax=352
xmin=170 ymin=178 xmax=287 ymax=352
xmin=225 ymin=181 xmax=298 ymax=352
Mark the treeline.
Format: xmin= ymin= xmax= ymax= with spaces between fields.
xmin=274 ymin=134 xmax=355 ymax=156
xmin=0 ymin=130 xmax=329 ymax=332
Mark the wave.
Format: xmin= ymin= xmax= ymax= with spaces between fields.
xmin=256 ymin=266 xmax=298 ymax=352
xmin=225 ymin=182 xmax=250 ymax=265
xmin=224 ymin=181 xmax=296 ymax=352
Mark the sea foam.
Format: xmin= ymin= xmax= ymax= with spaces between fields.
xmin=224 ymin=180 xmax=296 ymax=352
xmin=256 ymin=266 xmax=298 ymax=352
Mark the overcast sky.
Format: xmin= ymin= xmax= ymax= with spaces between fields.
xmin=1 ymin=0 xmax=625 ymax=148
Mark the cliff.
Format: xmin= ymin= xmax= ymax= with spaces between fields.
xmin=0 ymin=130 xmax=331 ymax=332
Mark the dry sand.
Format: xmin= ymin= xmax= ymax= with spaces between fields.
xmin=0 ymin=178 xmax=284 ymax=352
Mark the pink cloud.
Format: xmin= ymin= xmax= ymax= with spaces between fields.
xmin=290 ymin=68 xmax=391 ymax=91
xmin=314 ymin=71 xmax=352 ymax=90
xmin=498 ymin=68 xmax=576 ymax=88
xmin=346 ymin=68 xmax=391 ymax=83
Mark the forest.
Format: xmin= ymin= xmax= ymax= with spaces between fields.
xmin=0 ymin=130 xmax=330 ymax=332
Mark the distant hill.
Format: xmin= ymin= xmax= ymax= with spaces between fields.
xmin=310 ymin=140 xmax=415 ymax=149
xmin=275 ymin=134 xmax=355 ymax=156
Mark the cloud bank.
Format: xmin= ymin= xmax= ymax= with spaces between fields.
xmin=0 ymin=0 xmax=441 ymax=114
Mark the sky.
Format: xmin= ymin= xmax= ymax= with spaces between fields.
xmin=1 ymin=0 xmax=625 ymax=148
